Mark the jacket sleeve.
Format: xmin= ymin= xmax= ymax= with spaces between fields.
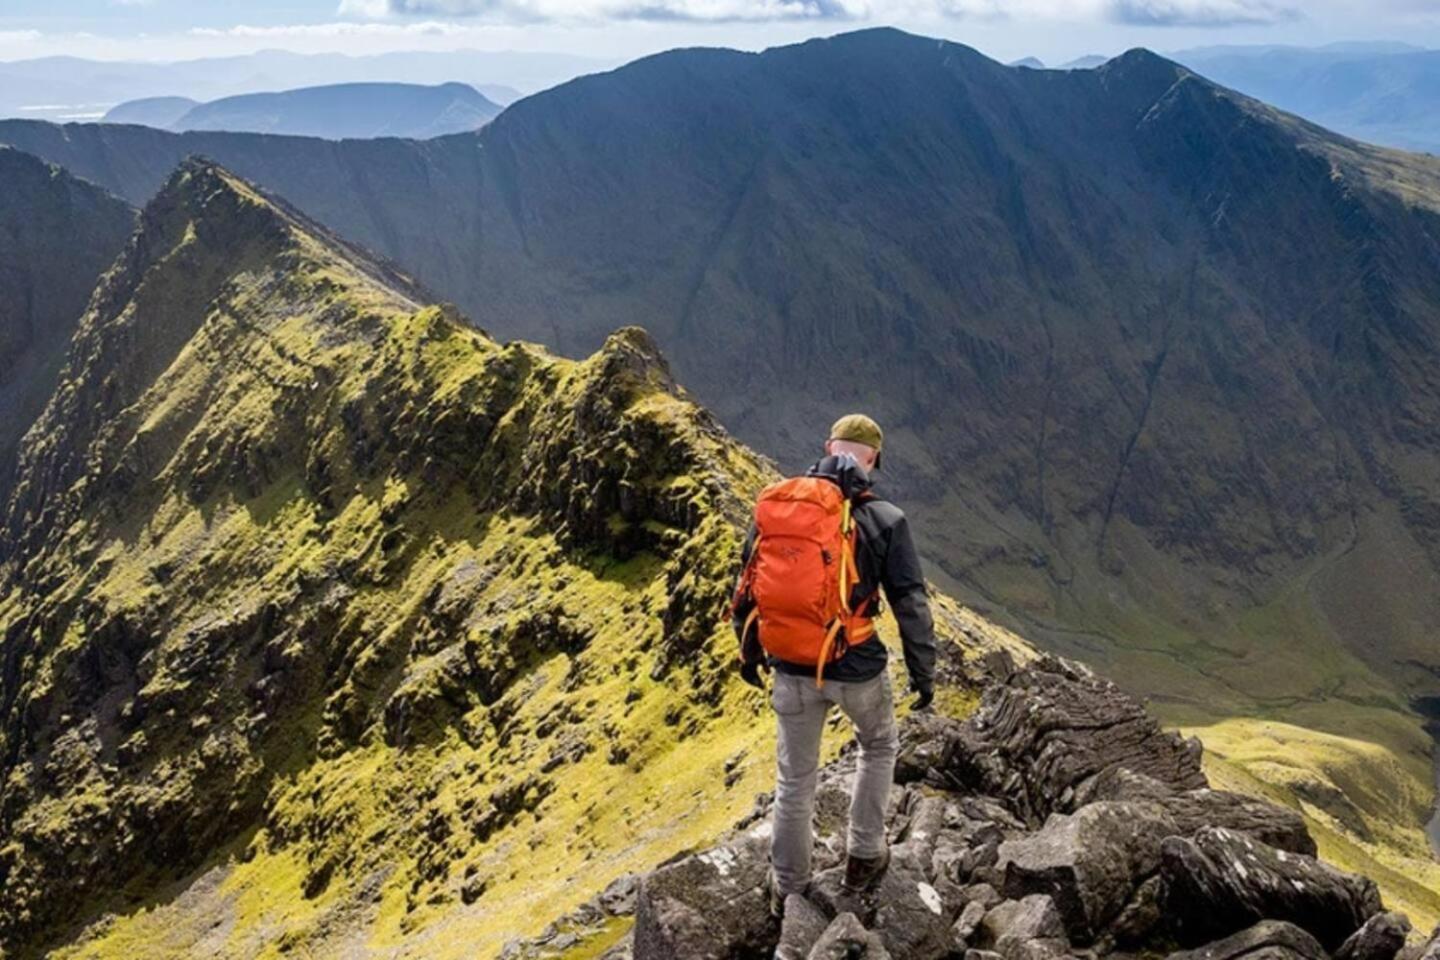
xmin=731 ymin=523 xmax=762 ymax=664
xmin=880 ymin=512 xmax=937 ymax=692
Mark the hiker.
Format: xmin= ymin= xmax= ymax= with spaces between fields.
xmin=730 ymin=413 xmax=937 ymax=915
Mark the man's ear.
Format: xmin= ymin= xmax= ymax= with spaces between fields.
xmin=824 ymin=439 xmax=834 ymax=456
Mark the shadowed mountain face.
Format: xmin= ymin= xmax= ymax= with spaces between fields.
xmin=0 ymin=147 xmax=134 ymax=490
xmin=4 ymin=26 xmax=1440 ymax=914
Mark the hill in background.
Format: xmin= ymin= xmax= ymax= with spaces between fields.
xmin=101 ymin=96 xmax=200 ymax=129
xmin=103 ymin=82 xmax=502 ymax=140
xmin=0 ymin=48 xmax=599 ymax=124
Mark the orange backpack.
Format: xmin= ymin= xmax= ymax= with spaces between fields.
xmin=732 ymin=476 xmax=877 ymax=686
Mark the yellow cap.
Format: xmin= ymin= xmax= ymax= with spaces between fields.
xmin=829 ymin=413 xmax=884 ymax=468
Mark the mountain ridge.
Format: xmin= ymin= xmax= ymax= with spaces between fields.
xmin=3 ymin=25 xmax=1440 ymax=933
xmin=0 ymin=157 xmax=1027 ymax=958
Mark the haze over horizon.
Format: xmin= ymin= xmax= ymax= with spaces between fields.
xmin=2 ymin=0 xmax=1438 ymax=67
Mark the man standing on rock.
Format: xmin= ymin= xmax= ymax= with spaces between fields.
xmin=731 ymin=413 xmax=937 ymax=915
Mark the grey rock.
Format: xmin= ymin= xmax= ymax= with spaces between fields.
xmin=1106 ymin=874 xmax=1165 ymax=949
xmin=1335 ymin=911 xmax=1411 ymax=960
xmin=996 ymin=800 xmax=1177 ymax=944
xmin=948 ymin=656 xmax=1207 ymax=824
xmin=978 ymin=895 xmax=1068 ymax=946
xmin=598 ymin=872 xmax=639 ymax=915
xmin=895 ymin=712 xmax=968 ymax=784
xmin=1160 ymin=827 xmax=1383 ymax=950
xmin=872 ymin=845 xmax=957 ymax=958
xmin=953 ymin=899 xmax=989 ymax=948
xmin=809 ymin=864 xmax=866 ymax=921
xmin=1166 ymin=920 xmax=1327 ymax=960
xmin=632 ymin=836 xmax=775 ymax=959
xmin=962 ymin=883 xmax=1003 ymax=909
xmin=778 ymin=894 xmax=832 ymax=960
xmin=1077 ymin=768 xmax=1315 ymax=856
xmin=809 ymin=912 xmax=892 ymax=960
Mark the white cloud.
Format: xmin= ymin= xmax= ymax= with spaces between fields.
xmin=338 ymin=0 xmax=871 ymax=22
xmin=330 ymin=0 xmax=1301 ymax=25
xmin=1108 ymin=0 xmax=1299 ymax=26
xmin=189 ymin=20 xmax=473 ymax=38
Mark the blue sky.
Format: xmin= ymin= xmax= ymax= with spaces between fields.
xmin=1 ymin=0 xmax=1436 ymax=64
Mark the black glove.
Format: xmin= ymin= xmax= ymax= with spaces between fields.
xmin=740 ymin=658 xmax=768 ymax=690
xmin=910 ymin=684 xmax=934 ymax=711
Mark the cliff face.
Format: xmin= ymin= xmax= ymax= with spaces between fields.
xmin=0 ymin=147 xmax=135 ymax=493
xmin=0 ymin=160 xmax=1027 ymax=959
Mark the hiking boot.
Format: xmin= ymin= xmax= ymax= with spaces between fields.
xmin=842 ymin=846 xmax=890 ymax=892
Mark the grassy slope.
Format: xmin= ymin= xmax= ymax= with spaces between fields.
xmin=0 ymin=162 xmax=1032 ymax=959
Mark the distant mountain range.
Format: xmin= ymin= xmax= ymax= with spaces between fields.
xmin=3 ymin=25 xmax=1440 ymax=927
xmin=1169 ymin=43 xmax=1440 ymax=153
xmin=0 ymin=48 xmax=609 ymax=123
xmin=103 ymin=82 xmax=502 ymax=140
xmin=1030 ymin=42 xmax=1440 ymax=153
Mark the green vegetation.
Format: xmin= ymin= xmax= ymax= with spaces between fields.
xmin=0 ymin=161 xmax=1020 ymax=958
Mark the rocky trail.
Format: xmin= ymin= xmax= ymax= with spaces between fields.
xmin=507 ymin=656 xmax=1440 ymax=960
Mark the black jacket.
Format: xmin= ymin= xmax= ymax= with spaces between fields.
xmin=732 ymin=455 xmax=937 ymax=689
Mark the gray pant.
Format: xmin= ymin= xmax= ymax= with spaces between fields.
xmin=770 ymin=669 xmax=899 ymax=895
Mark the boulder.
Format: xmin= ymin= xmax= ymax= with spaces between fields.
xmin=1077 ymin=768 xmax=1315 ymax=856
xmin=979 ymin=895 xmax=1068 ymax=944
xmin=996 ymin=800 xmax=1177 ymax=943
xmin=1167 ymin=920 xmax=1327 ymax=960
xmin=809 ymin=913 xmax=892 ymax=960
xmin=976 ymin=895 xmax=1071 ymax=960
xmin=948 ymin=656 xmax=1207 ymax=823
xmin=598 ymin=873 xmax=639 ymax=915
xmin=871 ymin=844 xmax=960 ymax=958
xmin=1107 ymin=875 xmax=1165 ymax=949
xmin=1335 ymin=912 xmax=1411 ymax=960
xmin=632 ymin=836 xmax=775 ymax=959
xmin=895 ymin=712 xmax=968 ymax=785
xmin=1160 ymin=827 xmax=1382 ymax=950
xmin=777 ymin=894 xmax=832 ymax=960
xmin=953 ymin=899 xmax=989 ymax=949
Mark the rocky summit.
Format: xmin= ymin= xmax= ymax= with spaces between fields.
xmin=509 ymin=656 xmax=1433 ymax=960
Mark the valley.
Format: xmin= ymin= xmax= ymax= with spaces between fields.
xmin=2 ymin=24 xmax=1440 ymax=957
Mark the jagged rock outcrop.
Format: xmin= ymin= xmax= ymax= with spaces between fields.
xmin=528 ymin=657 xmax=1409 ymax=960
xmin=947 ymin=655 xmax=1207 ymax=823
xmin=1160 ymin=827 xmax=1384 ymax=950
